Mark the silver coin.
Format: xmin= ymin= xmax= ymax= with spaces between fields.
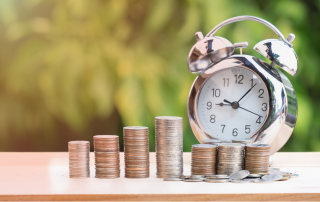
xmin=262 ymin=174 xmax=283 ymax=181
xmin=231 ymin=179 xmax=252 ymax=183
xmin=206 ymin=174 xmax=229 ymax=179
xmin=205 ymin=178 xmax=230 ymax=183
xmin=247 ymin=174 xmax=262 ymax=178
xmin=292 ymin=174 xmax=299 ymax=178
xmin=163 ymin=178 xmax=184 ymax=181
xmin=184 ymin=179 xmax=203 ymax=182
xmin=229 ymin=170 xmax=250 ymax=180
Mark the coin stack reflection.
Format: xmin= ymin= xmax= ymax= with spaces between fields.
xmin=68 ymin=141 xmax=90 ymax=178
xmin=94 ymin=135 xmax=120 ymax=179
xmin=155 ymin=116 xmax=183 ymax=178
xmin=191 ymin=144 xmax=217 ymax=175
xmin=245 ymin=144 xmax=270 ymax=174
xmin=123 ymin=126 xmax=150 ymax=178
xmin=217 ymin=143 xmax=245 ymax=175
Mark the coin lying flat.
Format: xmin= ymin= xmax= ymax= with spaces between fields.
xmin=184 ymin=179 xmax=203 ymax=182
xmin=252 ymin=179 xmax=274 ymax=183
xmin=292 ymin=174 xmax=299 ymax=178
xmin=262 ymin=174 xmax=283 ymax=181
xmin=247 ymin=174 xmax=262 ymax=178
xmin=206 ymin=174 xmax=229 ymax=179
xmin=205 ymin=179 xmax=230 ymax=183
xmin=231 ymin=179 xmax=252 ymax=183
xmin=164 ymin=178 xmax=184 ymax=181
xmin=229 ymin=170 xmax=250 ymax=180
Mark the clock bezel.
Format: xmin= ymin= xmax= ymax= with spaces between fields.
xmin=187 ymin=54 xmax=297 ymax=155
xmin=194 ymin=64 xmax=270 ymax=141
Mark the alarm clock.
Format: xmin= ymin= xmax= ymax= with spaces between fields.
xmin=187 ymin=16 xmax=298 ymax=155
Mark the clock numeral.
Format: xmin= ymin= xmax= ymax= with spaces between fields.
xmin=212 ymin=88 xmax=221 ymax=97
xmin=235 ymin=74 xmax=244 ymax=84
xmin=207 ymin=101 xmax=212 ymax=110
xmin=232 ymin=128 xmax=238 ymax=136
xmin=210 ymin=115 xmax=216 ymax=123
xmin=245 ymin=125 xmax=251 ymax=134
xmin=256 ymin=116 xmax=262 ymax=124
xmin=221 ymin=125 xmax=226 ymax=133
xmin=250 ymin=79 xmax=254 ymax=88
xmin=262 ymin=103 xmax=267 ymax=111
xmin=223 ymin=78 xmax=229 ymax=87
xmin=258 ymin=89 xmax=264 ymax=98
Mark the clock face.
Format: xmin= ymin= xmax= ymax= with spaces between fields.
xmin=197 ymin=67 xmax=269 ymax=141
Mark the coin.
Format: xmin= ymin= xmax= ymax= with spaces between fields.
xmin=247 ymin=174 xmax=262 ymax=178
xmin=205 ymin=179 xmax=230 ymax=183
xmin=231 ymin=179 xmax=252 ymax=183
xmin=203 ymin=139 xmax=222 ymax=145
xmin=245 ymin=144 xmax=270 ymax=174
xmin=217 ymin=143 xmax=245 ymax=175
xmin=252 ymin=179 xmax=274 ymax=183
xmin=123 ymin=126 xmax=150 ymax=178
xmin=156 ymin=116 xmax=183 ymax=178
xmin=191 ymin=144 xmax=217 ymax=176
xmin=262 ymin=174 xmax=283 ymax=181
xmin=184 ymin=179 xmax=203 ymax=182
xmin=229 ymin=170 xmax=250 ymax=180
xmin=68 ymin=141 xmax=90 ymax=178
xmin=94 ymin=135 xmax=120 ymax=179
xmin=292 ymin=174 xmax=299 ymax=178
xmin=164 ymin=178 xmax=184 ymax=181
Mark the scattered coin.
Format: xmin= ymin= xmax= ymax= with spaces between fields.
xmin=262 ymin=174 xmax=283 ymax=181
xmin=292 ymin=174 xmax=299 ymax=178
xmin=184 ymin=179 xmax=203 ymax=182
xmin=248 ymin=174 xmax=262 ymax=178
xmin=205 ymin=178 xmax=230 ymax=183
xmin=279 ymin=176 xmax=290 ymax=181
xmin=229 ymin=170 xmax=250 ymax=180
xmin=156 ymin=116 xmax=183 ymax=178
xmin=69 ymin=141 xmax=90 ymax=178
xmin=231 ymin=179 xmax=252 ymax=183
xmin=164 ymin=178 xmax=184 ymax=181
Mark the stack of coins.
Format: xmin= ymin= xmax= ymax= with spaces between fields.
xmin=123 ymin=126 xmax=150 ymax=178
xmin=245 ymin=144 xmax=271 ymax=174
xmin=94 ymin=135 xmax=120 ymax=179
xmin=68 ymin=141 xmax=90 ymax=178
xmin=203 ymin=139 xmax=222 ymax=145
xmin=191 ymin=144 xmax=217 ymax=175
xmin=217 ymin=143 xmax=245 ymax=175
xmin=232 ymin=138 xmax=252 ymax=145
xmin=155 ymin=116 xmax=183 ymax=178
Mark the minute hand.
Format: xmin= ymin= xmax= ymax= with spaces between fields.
xmin=238 ymin=83 xmax=257 ymax=102
xmin=239 ymin=106 xmax=262 ymax=117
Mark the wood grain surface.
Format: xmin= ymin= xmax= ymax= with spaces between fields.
xmin=0 ymin=152 xmax=319 ymax=201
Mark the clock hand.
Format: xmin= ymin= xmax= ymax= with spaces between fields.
xmin=216 ymin=103 xmax=231 ymax=107
xmin=223 ymin=99 xmax=232 ymax=104
xmin=239 ymin=106 xmax=262 ymax=117
xmin=238 ymin=83 xmax=257 ymax=102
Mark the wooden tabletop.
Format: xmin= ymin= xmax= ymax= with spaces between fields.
xmin=0 ymin=152 xmax=319 ymax=201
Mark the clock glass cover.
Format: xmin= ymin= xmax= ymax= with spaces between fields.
xmin=197 ymin=67 xmax=269 ymax=141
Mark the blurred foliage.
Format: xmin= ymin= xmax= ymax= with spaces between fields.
xmin=0 ymin=0 xmax=319 ymax=151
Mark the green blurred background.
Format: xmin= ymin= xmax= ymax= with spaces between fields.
xmin=0 ymin=0 xmax=318 ymax=152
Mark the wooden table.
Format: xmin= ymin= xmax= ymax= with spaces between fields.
xmin=0 ymin=152 xmax=319 ymax=201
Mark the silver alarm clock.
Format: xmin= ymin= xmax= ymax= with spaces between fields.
xmin=187 ymin=16 xmax=298 ymax=155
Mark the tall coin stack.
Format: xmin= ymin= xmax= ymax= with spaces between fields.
xmin=155 ymin=116 xmax=183 ymax=178
xmin=217 ymin=143 xmax=245 ymax=175
xmin=94 ymin=135 xmax=120 ymax=179
xmin=245 ymin=144 xmax=271 ymax=174
xmin=68 ymin=141 xmax=90 ymax=178
xmin=123 ymin=126 xmax=150 ymax=178
xmin=191 ymin=144 xmax=217 ymax=175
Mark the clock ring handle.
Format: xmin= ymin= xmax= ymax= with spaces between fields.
xmin=206 ymin=15 xmax=293 ymax=47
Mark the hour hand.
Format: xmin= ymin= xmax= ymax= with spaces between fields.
xmin=216 ymin=102 xmax=231 ymax=107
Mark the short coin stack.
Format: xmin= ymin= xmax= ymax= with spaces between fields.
xmin=217 ymin=143 xmax=245 ymax=175
xmin=123 ymin=126 xmax=150 ymax=178
xmin=191 ymin=144 xmax=217 ymax=175
xmin=245 ymin=144 xmax=271 ymax=174
xmin=155 ymin=116 xmax=183 ymax=178
xmin=68 ymin=141 xmax=90 ymax=178
xmin=94 ymin=135 xmax=120 ymax=179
